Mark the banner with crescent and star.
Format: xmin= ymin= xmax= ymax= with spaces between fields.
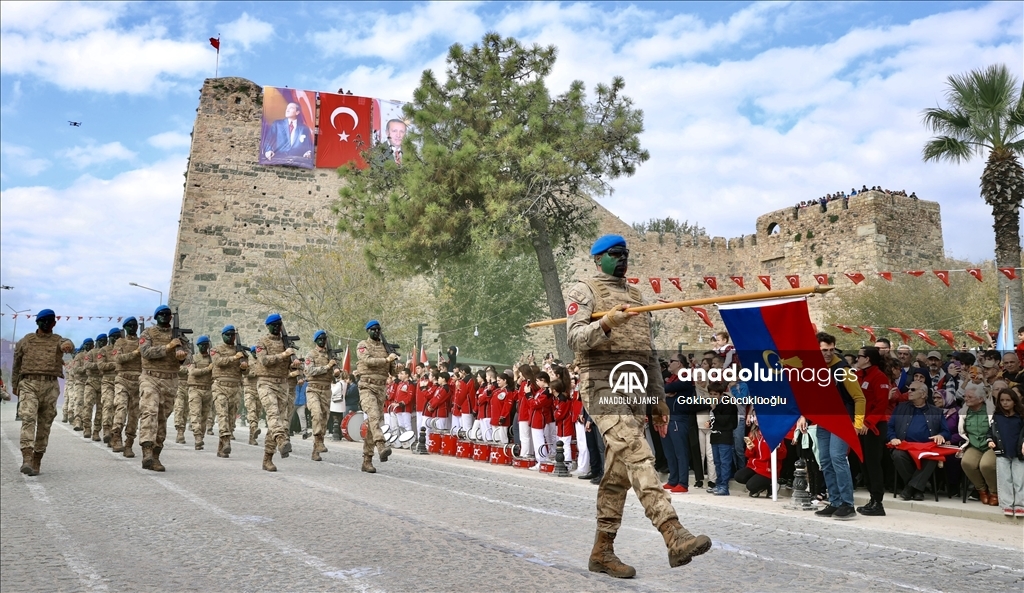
xmin=259 ymin=86 xmax=316 ymax=169
xmin=316 ymin=93 xmax=372 ymax=169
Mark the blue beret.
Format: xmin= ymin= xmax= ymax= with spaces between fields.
xmin=154 ymin=305 xmax=171 ymax=316
xmin=122 ymin=316 xmax=137 ymax=327
xmin=83 ymin=338 xmax=94 ymax=344
xmin=590 ymin=234 xmax=627 ymax=256
xmin=96 ymin=333 xmax=107 ymax=341
xmin=365 ymin=320 xmax=381 ymax=330
xmin=265 ymin=313 xmax=282 ymax=325
xmin=196 ymin=335 xmax=210 ymax=345
xmin=250 ymin=346 xmax=257 ymax=353
xmin=221 ymin=325 xmax=235 ymax=334
xmin=36 ymin=309 xmax=55 ymax=319
xmin=314 ymin=330 xmax=327 ymax=341
xmin=109 ymin=328 xmax=122 ymax=335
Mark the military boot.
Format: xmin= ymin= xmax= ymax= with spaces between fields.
xmin=222 ymin=435 xmax=231 ymax=456
xmin=91 ymin=431 xmax=101 ymax=442
xmin=123 ymin=437 xmax=135 ymax=458
xmin=248 ymin=428 xmax=258 ymax=446
xmin=277 ymin=435 xmax=291 ymax=458
xmin=141 ymin=442 xmax=155 ymax=470
xmin=659 ymin=519 xmax=712 ymax=568
xmin=111 ymin=431 xmax=124 ymax=453
xmin=83 ymin=427 xmax=91 ymax=438
xmin=377 ymin=441 xmax=392 ymax=462
xmin=262 ymin=447 xmax=277 ymax=472
xmin=20 ymin=447 xmax=37 ymax=476
xmin=103 ymin=432 xmax=111 ymax=445
xmin=588 ymin=530 xmax=636 ymax=578
xmin=31 ymin=451 xmax=44 ymax=475
xmin=151 ymin=446 xmax=166 ymax=472
xmin=175 ymin=428 xmax=186 ymax=444
xmin=194 ymin=433 xmax=204 ymax=451
xmin=207 ymin=426 xmax=214 ymax=436
xmin=217 ymin=436 xmax=230 ymax=458
xmin=361 ymin=455 xmax=376 ymax=473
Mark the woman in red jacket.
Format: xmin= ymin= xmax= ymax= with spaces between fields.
xmin=531 ymin=372 xmax=555 ymax=466
xmin=475 ymin=370 xmax=491 ymax=440
xmin=551 ymin=366 xmax=575 ymax=467
xmin=517 ymin=365 xmax=537 ymax=457
xmin=415 ymin=371 xmax=432 ymax=434
xmin=854 ymin=346 xmax=893 ymax=516
xmin=457 ymin=365 xmax=476 ymax=432
xmin=734 ymin=424 xmax=786 ymax=497
xmin=426 ymin=371 xmax=453 ymax=431
xmin=489 ymin=373 xmax=515 ymax=444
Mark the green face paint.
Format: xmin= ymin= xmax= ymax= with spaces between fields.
xmin=600 ymin=252 xmax=628 ymax=277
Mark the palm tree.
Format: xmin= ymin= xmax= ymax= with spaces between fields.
xmin=923 ymin=64 xmax=1024 ymax=332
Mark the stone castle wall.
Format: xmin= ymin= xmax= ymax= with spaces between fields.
xmin=169 ymin=77 xmax=945 ymax=352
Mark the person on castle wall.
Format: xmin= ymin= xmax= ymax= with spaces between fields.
xmin=263 ymin=102 xmax=313 ymax=161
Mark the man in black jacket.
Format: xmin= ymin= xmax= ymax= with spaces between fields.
xmin=887 ymin=382 xmax=950 ymax=500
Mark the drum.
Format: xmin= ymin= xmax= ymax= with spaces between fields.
xmin=386 ymin=429 xmax=400 ymax=445
xmin=511 ymin=454 xmax=535 ymax=469
xmin=539 ymin=461 xmax=555 ymax=474
xmin=340 ymin=411 xmax=365 ymax=442
xmin=455 ymin=439 xmax=473 ymax=459
xmin=472 ymin=441 xmax=491 ymax=462
xmin=440 ymin=432 xmax=458 ymax=456
xmin=491 ymin=444 xmax=514 ymax=466
xmin=398 ymin=430 xmax=416 ymax=448
xmin=426 ymin=431 xmax=442 ymax=454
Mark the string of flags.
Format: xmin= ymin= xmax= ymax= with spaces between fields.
xmin=632 ymin=267 xmax=1022 ymax=292
xmin=832 ymin=324 xmax=997 ymax=347
xmin=0 ymin=314 xmax=153 ymax=322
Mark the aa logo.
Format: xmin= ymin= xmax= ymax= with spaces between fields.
xmin=610 ymin=361 xmax=648 ymax=394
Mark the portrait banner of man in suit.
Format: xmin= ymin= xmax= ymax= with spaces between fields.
xmin=369 ymin=98 xmax=416 ymax=168
xmin=259 ymin=86 xmax=316 ymax=169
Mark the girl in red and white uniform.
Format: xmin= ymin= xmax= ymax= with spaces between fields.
xmin=474 ymin=370 xmax=491 ymax=440
xmin=516 ymin=365 xmax=537 ymax=457
xmin=490 ymin=373 xmax=515 ymax=444
xmin=570 ymin=376 xmax=589 ymax=475
xmin=530 ymin=372 xmax=555 ymax=467
xmin=415 ymin=370 xmax=433 ymax=434
xmin=427 ymin=371 xmax=453 ymax=431
xmin=394 ymin=368 xmax=415 ymax=434
xmin=551 ymin=366 xmax=575 ymax=467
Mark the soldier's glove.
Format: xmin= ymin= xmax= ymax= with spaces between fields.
xmin=175 ymin=349 xmax=188 ymax=362
xmin=234 ymin=352 xmax=245 ymax=360
xmin=386 ymin=353 xmax=399 ymax=362
xmin=167 ymin=338 xmax=182 ymax=350
xmin=289 ymin=370 xmax=300 ymax=378
xmin=600 ymin=304 xmax=634 ymax=331
xmin=651 ymin=399 xmax=670 ymax=438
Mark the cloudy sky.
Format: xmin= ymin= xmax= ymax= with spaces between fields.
xmin=0 ymin=1 xmax=1021 ymax=345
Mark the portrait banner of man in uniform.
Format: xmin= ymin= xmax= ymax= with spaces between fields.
xmin=259 ymin=86 xmax=316 ymax=169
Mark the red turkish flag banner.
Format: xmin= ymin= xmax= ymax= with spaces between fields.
xmin=626 ymin=277 xmax=640 ymax=285
xmin=209 ymin=37 xmax=220 ymax=50
xmin=758 ymin=275 xmax=771 ymax=290
xmin=964 ymin=331 xmax=986 ymax=345
xmin=786 ymin=275 xmax=800 ymax=288
xmin=937 ymin=330 xmax=957 ymax=347
xmin=844 ymin=272 xmax=866 ymax=285
xmin=648 ymin=278 xmax=662 ymax=294
xmin=667 ymin=277 xmax=682 ymax=291
xmin=814 ymin=274 xmax=828 ymax=285
xmin=912 ymin=329 xmax=937 ymax=346
xmin=888 ymin=328 xmax=911 ymax=344
xmin=966 ymin=268 xmax=983 ymax=282
xmin=420 ymin=347 xmax=428 ymax=365
xmin=730 ymin=276 xmax=745 ymax=289
xmin=859 ymin=326 xmax=877 ymax=342
xmin=905 ymin=270 xmax=925 ymax=277
xmin=316 ymin=93 xmax=372 ymax=169
xmin=703 ymin=276 xmax=718 ymax=290
xmin=691 ymin=307 xmax=714 ymax=328
xmin=878 ymin=272 xmax=893 ymax=282
xmin=834 ymin=324 xmax=857 ymax=334
xmin=342 ymin=346 xmax=351 ymax=373
xmin=999 ymin=267 xmax=1018 ymax=280
xmin=78 ymin=316 xmax=83 ymax=320
xmin=933 ymin=270 xmax=949 ymax=286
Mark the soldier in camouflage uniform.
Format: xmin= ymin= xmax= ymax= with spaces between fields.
xmin=71 ymin=338 xmax=93 ymax=431
xmin=82 ymin=333 xmax=106 ymax=440
xmin=356 ymin=320 xmax=396 ymax=473
xmin=173 ymin=360 xmax=190 ymax=444
xmin=305 ymin=330 xmax=339 ymax=461
xmin=111 ymin=317 xmax=142 ymax=456
xmin=244 ymin=346 xmax=263 ymax=445
xmin=62 ymin=346 xmax=79 ymax=423
xmin=211 ymin=325 xmax=247 ymax=458
xmin=255 ymin=313 xmax=302 ymax=472
xmin=12 ymin=309 xmax=74 ymax=475
xmin=98 ymin=327 xmax=121 ymax=445
xmin=138 ymin=305 xmax=188 ymax=471
xmin=566 ymin=235 xmax=711 ymax=578
xmin=187 ymin=336 xmax=214 ymax=450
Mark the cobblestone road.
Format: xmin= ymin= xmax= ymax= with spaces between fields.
xmin=2 ymin=405 xmax=1021 ymax=592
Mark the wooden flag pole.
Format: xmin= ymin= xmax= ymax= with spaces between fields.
xmin=524 ymin=285 xmax=834 ymax=329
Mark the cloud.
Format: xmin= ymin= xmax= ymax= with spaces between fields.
xmin=0 ymin=3 xmax=212 ymax=93
xmin=59 ymin=141 xmax=136 ymax=168
xmin=147 ymin=131 xmax=192 ymax=150
xmin=217 ymin=12 xmax=274 ymax=52
xmin=0 ymin=158 xmax=185 ymax=345
xmin=0 ymin=142 xmax=51 ymax=176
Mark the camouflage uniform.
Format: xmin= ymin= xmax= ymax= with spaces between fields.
xmin=243 ymin=363 xmax=263 ymax=444
xmin=356 ymin=338 xmax=393 ymax=464
xmin=138 ymin=325 xmax=183 ymax=470
xmin=13 ymin=331 xmax=72 ymax=474
xmin=255 ymin=333 xmax=295 ymax=469
xmin=187 ymin=351 xmax=214 ymax=448
xmin=96 ymin=341 xmax=118 ymax=444
xmin=61 ymin=359 xmax=73 ymax=423
xmin=81 ymin=345 xmax=103 ymax=439
xmin=210 ymin=345 xmax=246 ymax=457
xmin=112 ymin=334 xmax=142 ymax=456
xmin=304 ymin=347 xmax=335 ymax=460
xmin=70 ymin=349 xmax=88 ymax=430
xmin=173 ymin=364 xmax=190 ymax=442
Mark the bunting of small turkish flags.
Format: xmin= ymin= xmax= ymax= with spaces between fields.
xmin=648 ymin=278 xmax=661 ymax=294
xmin=730 ymin=276 xmax=745 ymax=289
xmin=879 ymin=272 xmax=892 ymax=281
xmin=911 ymin=329 xmax=937 ymax=346
xmin=786 ymin=275 xmax=800 ymax=289
xmin=964 ymin=331 xmax=986 ymax=344
xmin=78 ymin=317 xmax=83 ymax=320
xmin=859 ymin=326 xmax=877 ymax=342
xmin=967 ymin=268 xmax=982 ymax=282
xmin=999 ymin=267 xmax=1018 ymax=280
xmin=888 ymin=327 xmax=911 ymax=344
xmin=834 ymin=324 xmax=857 ymax=334
xmin=933 ymin=270 xmax=949 ymax=286
xmin=814 ymin=274 xmax=828 ymax=285
xmin=667 ymin=277 xmax=682 ymax=291
xmin=627 ymin=277 xmax=640 ymax=285
xmin=758 ymin=275 xmax=771 ymax=290
xmin=117 ymin=316 xmax=122 ymax=322
xmin=937 ymin=330 xmax=956 ymax=347
xmin=691 ymin=307 xmax=714 ymax=328
xmin=905 ymin=270 xmax=925 ymax=277
xmin=845 ymin=272 xmax=865 ymax=285
xmin=703 ymin=276 xmax=718 ymax=290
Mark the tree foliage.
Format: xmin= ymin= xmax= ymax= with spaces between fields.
xmin=334 ymin=33 xmax=649 ymax=360
xmin=631 ymin=217 xmax=707 ymax=245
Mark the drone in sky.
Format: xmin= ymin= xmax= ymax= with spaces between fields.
xmin=68 ymin=121 xmax=81 ymax=127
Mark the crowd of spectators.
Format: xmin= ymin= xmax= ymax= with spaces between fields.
xmin=795 ymin=185 xmax=918 ymax=212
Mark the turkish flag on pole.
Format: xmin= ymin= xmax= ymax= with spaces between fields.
xmin=209 ymin=37 xmax=220 ymax=50
xmin=730 ymin=276 xmax=745 ymax=289
xmin=933 ymin=270 xmax=949 ymax=286
xmin=317 ymin=93 xmax=372 ymax=169
xmin=937 ymin=330 xmax=957 ymax=347
xmin=667 ymin=277 xmax=682 ymax=291
xmin=703 ymin=276 xmax=718 ymax=290
xmin=845 ymin=272 xmax=865 ymax=285
xmin=342 ymin=346 xmax=351 ymax=373
xmin=758 ymin=275 xmax=771 ymax=290
xmin=648 ymin=278 xmax=661 ymax=293
xmin=691 ymin=307 xmax=714 ymax=328
xmin=420 ymin=347 xmax=428 ymax=365
xmin=786 ymin=275 xmax=800 ymax=288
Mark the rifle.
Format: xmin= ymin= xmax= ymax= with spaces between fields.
xmin=379 ymin=330 xmax=400 ymax=374
xmin=325 ymin=332 xmax=345 ymax=363
xmin=280 ymin=322 xmax=301 ymax=372
xmin=172 ymin=308 xmax=194 ymax=355
xmin=234 ymin=332 xmax=253 ymax=358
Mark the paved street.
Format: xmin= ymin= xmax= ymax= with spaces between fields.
xmin=2 ymin=404 xmax=1021 ymax=593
